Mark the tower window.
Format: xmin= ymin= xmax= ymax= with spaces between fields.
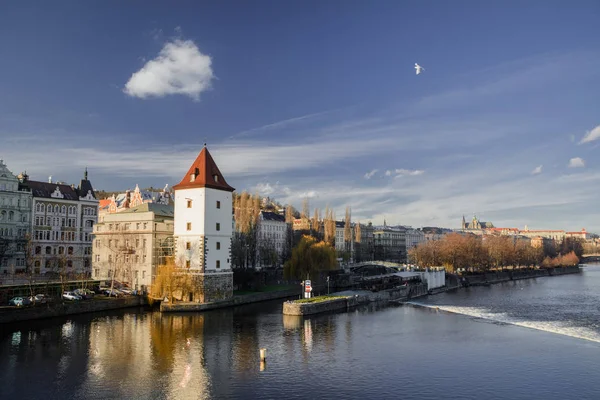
xmin=216 ymin=223 xmax=220 ymax=231
xmin=187 ymin=222 xmax=192 ymax=231
xmin=216 ymin=242 xmax=220 ymax=250
xmin=216 ymin=260 xmax=220 ymax=268
xmin=213 ymin=174 xmax=219 ymax=182
xmin=216 ymin=201 xmax=221 ymax=209
xmin=186 ymin=260 xmax=191 ymax=268
xmin=187 ymin=200 xmax=192 ymax=208
xmin=186 ymin=242 xmax=191 ymax=250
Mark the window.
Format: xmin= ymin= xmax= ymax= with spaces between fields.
xmin=216 ymin=223 xmax=220 ymax=231
xmin=142 ymin=271 xmax=146 ymax=279
xmin=216 ymin=260 xmax=221 ymax=268
xmin=216 ymin=201 xmax=221 ymax=209
xmin=143 ymin=239 xmax=147 ymax=248
xmin=187 ymin=200 xmax=192 ymax=208
xmin=216 ymin=242 xmax=221 ymax=250
xmin=213 ymin=174 xmax=219 ymax=182
xmin=186 ymin=242 xmax=191 ymax=250
xmin=186 ymin=260 xmax=191 ymax=268
xmin=136 ymin=239 xmax=140 ymax=247
xmin=187 ymin=222 xmax=192 ymax=231
xmin=45 ymin=246 xmax=51 ymax=255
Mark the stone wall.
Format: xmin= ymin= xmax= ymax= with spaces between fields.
xmin=283 ymin=298 xmax=349 ymax=316
xmin=161 ymin=288 xmax=301 ymax=312
xmin=188 ymin=272 xmax=233 ymax=303
xmin=0 ymin=296 xmax=146 ymax=324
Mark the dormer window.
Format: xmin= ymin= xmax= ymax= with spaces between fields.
xmin=213 ymin=174 xmax=219 ymax=182
xmin=190 ymin=168 xmax=199 ymax=182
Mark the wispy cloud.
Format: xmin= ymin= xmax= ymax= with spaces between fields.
xmin=393 ymin=169 xmax=425 ymax=177
xmin=364 ymin=169 xmax=378 ymax=179
xmin=568 ymin=157 xmax=585 ymax=168
xmin=124 ymin=39 xmax=213 ymax=101
xmin=531 ymin=165 xmax=543 ymax=175
xmin=579 ymin=124 xmax=600 ymax=144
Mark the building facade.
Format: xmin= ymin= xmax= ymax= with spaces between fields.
xmin=0 ymin=160 xmax=32 ymax=274
xmin=373 ymin=225 xmax=407 ymax=262
xmin=173 ymin=145 xmax=235 ymax=303
xmin=99 ymin=184 xmax=172 ymax=215
xmin=256 ymin=211 xmax=287 ymax=268
xmin=24 ymin=171 xmax=98 ymax=275
xmin=405 ymin=228 xmax=425 ymax=253
xmin=92 ymin=203 xmax=174 ymax=292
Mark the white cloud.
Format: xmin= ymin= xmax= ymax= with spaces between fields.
xmin=568 ymin=157 xmax=585 ymax=168
xmin=123 ymin=39 xmax=213 ymax=101
xmin=394 ymin=169 xmax=424 ymax=177
xmin=254 ymin=182 xmax=275 ymax=196
xmin=385 ymin=170 xmax=392 ymax=176
xmin=579 ymin=124 xmax=600 ymax=144
xmin=364 ymin=169 xmax=378 ymax=179
xmin=531 ymin=165 xmax=543 ymax=175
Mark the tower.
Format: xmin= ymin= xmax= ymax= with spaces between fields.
xmin=462 ymin=215 xmax=466 ymax=230
xmin=173 ymin=145 xmax=235 ymax=303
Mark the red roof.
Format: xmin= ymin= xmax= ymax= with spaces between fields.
xmin=173 ymin=146 xmax=235 ymax=192
xmin=98 ymin=199 xmax=111 ymax=208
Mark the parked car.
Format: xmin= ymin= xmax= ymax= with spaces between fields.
xmin=9 ymin=297 xmax=31 ymax=307
xmin=29 ymin=294 xmax=49 ymax=304
xmin=74 ymin=289 xmax=94 ymax=299
xmin=63 ymin=292 xmax=82 ymax=301
xmin=104 ymin=289 xmax=121 ymax=297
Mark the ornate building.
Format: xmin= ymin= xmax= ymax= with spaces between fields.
xmin=24 ymin=170 xmax=98 ymax=275
xmin=99 ymin=184 xmax=172 ymax=216
xmin=0 ymin=160 xmax=32 ymax=274
xmin=461 ymin=215 xmax=495 ymax=231
xmin=173 ymin=145 xmax=235 ymax=303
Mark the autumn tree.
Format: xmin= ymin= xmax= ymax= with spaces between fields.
xmin=283 ymin=235 xmax=337 ymax=281
xmin=344 ymin=206 xmax=352 ymax=256
xmin=354 ymin=222 xmax=362 ymax=263
xmin=150 ymin=257 xmax=193 ymax=302
xmin=311 ymin=208 xmax=320 ymax=233
xmin=323 ymin=206 xmax=336 ymax=247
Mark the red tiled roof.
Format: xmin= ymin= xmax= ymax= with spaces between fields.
xmin=173 ymin=146 xmax=235 ymax=192
xmin=98 ymin=199 xmax=111 ymax=208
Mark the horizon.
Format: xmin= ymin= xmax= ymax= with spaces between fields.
xmin=1 ymin=1 xmax=599 ymax=232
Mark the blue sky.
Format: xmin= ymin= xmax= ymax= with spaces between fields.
xmin=1 ymin=1 xmax=599 ymax=231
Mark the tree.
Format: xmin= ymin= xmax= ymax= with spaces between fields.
xmin=258 ymin=236 xmax=279 ymax=268
xmin=311 ymin=208 xmax=320 ymax=233
xmin=344 ymin=206 xmax=352 ymax=257
xmin=150 ymin=257 xmax=193 ymax=302
xmin=284 ymin=235 xmax=337 ymax=281
xmin=354 ymin=223 xmax=362 ymax=263
xmin=323 ymin=206 xmax=336 ymax=247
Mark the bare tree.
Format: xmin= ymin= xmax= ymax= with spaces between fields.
xmin=311 ymin=208 xmax=320 ymax=233
xmin=344 ymin=206 xmax=352 ymax=256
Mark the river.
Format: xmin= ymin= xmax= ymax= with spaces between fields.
xmin=1 ymin=265 xmax=600 ymax=399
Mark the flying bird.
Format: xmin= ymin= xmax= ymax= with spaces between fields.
xmin=415 ymin=63 xmax=425 ymax=75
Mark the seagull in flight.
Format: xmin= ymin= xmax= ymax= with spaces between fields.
xmin=415 ymin=63 xmax=425 ymax=75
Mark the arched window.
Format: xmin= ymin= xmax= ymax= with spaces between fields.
xmin=58 ymin=246 xmax=64 ymax=255
xmin=61 ymin=205 xmax=66 ymax=214
xmin=40 ymin=203 xmax=45 ymax=213
xmin=68 ymin=246 xmax=73 ymax=255
xmin=0 ymin=210 xmax=5 ymax=221
xmin=8 ymin=211 xmax=14 ymax=221
xmin=54 ymin=205 xmax=60 ymax=213
xmin=45 ymin=246 xmax=51 ymax=255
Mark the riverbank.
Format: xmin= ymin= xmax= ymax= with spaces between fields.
xmin=283 ymin=284 xmax=429 ymax=316
xmin=459 ymin=265 xmax=581 ymax=287
xmin=0 ymin=296 xmax=146 ymax=324
xmin=160 ymin=286 xmax=302 ymax=312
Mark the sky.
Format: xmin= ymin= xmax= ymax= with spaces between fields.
xmin=1 ymin=1 xmax=599 ymax=232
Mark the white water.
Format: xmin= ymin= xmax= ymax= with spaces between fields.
xmin=409 ymin=302 xmax=600 ymax=343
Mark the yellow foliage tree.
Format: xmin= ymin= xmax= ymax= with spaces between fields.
xmin=284 ymin=235 xmax=337 ymax=281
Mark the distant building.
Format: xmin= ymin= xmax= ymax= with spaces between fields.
xmin=0 ymin=160 xmax=32 ymax=274
xmin=99 ymin=184 xmax=172 ymax=215
xmin=566 ymin=229 xmax=591 ymax=241
xmin=92 ymin=203 xmax=174 ymax=292
xmin=461 ymin=215 xmax=494 ymax=231
xmin=256 ymin=211 xmax=287 ymax=268
xmin=373 ymin=225 xmax=407 ymax=262
xmin=405 ymin=228 xmax=425 ymax=253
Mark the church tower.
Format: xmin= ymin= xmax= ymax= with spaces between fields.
xmin=173 ymin=145 xmax=235 ymax=303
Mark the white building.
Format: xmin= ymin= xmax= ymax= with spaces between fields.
xmin=173 ymin=145 xmax=235 ymax=303
xmin=256 ymin=211 xmax=287 ymax=267
xmin=405 ymin=228 xmax=425 ymax=253
xmin=92 ymin=203 xmax=174 ymax=292
xmin=0 ymin=160 xmax=32 ymax=274
xmin=25 ymin=170 xmax=98 ymax=275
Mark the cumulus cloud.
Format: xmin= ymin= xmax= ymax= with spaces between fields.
xmin=385 ymin=170 xmax=392 ymax=176
xmin=254 ymin=182 xmax=275 ymax=195
xmin=579 ymin=124 xmax=600 ymax=144
xmin=568 ymin=157 xmax=585 ymax=168
xmin=364 ymin=169 xmax=378 ymax=179
xmin=124 ymin=39 xmax=213 ymax=101
xmin=531 ymin=165 xmax=543 ymax=175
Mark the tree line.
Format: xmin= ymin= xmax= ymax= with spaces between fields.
xmin=408 ymin=233 xmax=584 ymax=273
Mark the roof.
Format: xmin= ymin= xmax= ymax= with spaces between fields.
xmin=120 ymin=203 xmax=174 ymax=218
xmin=24 ymin=180 xmax=81 ymax=201
xmin=260 ymin=211 xmax=285 ymax=222
xmin=99 ymin=199 xmax=111 ymax=208
xmin=173 ymin=146 xmax=235 ymax=192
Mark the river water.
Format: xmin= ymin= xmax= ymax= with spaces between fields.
xmin=1 ymin=265 xmax=600 ymax=400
